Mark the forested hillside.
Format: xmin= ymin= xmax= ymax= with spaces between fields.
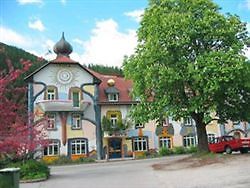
xmin=0 ymin=42 xmax=48 ymax=109
xmin=0 ymin=42 xmax=48 ymax=87
xmin=87 ymin=63 xmax=123 ymax=76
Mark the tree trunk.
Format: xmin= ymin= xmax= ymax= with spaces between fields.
xmin=196 ymin=124 xmax=209 ymax=152
xmin=192 ymin=113 xmax=209 ymax=152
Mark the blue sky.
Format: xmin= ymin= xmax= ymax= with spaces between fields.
xmin=0 ymin=0 xmax=250 ymax=67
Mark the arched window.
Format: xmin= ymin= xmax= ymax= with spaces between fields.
xmin=69 ymin=138 xmax=88 ymax=155
xmin=159 ymin=136 xmax=172 ymax=149
xmin=44 ymin=140 xmax=60 ymax=156
xmin=71 ymin=113 xmax=82 ymax=129
xmin=44 ymin=85 xmax=58 ymax=100
xmin=69 ymin=87 xmax=82 ymax=107
xmin=183 ymin=135 xmax=197 ymax=147
xmin=133 ymin=137 xmax=148 ymax=151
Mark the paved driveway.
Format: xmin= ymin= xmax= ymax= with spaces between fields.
xmin=20 ymin=154 xmax=250 ymax=188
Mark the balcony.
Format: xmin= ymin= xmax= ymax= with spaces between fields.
xmin=36 ymin=100 xmax=91 ymax=112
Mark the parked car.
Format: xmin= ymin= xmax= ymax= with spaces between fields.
xmin=208 ymin=136 xmax=250 ymax=154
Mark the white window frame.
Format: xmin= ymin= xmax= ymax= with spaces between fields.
xmin=183 ymin=135 xmax=197 ymax=147
xmin=159 ymin=136 xmax=171 ymax=148
xmin=47 ymin=89 xmax=55 ymax=100
xmin=207 ymin=133 xmax=216 ymax=143
xmin=47 ymin=114 xmax=56 ymax=129
xmin=110 ymin=114 xmax=118 ymax=127
xmin=133 ymin=137 xmax=147 ymax=151
xmin=184 ymin=117 xmax=193 ymax=126
xmin=135 ymin=123 xmax=144 ymax=129
xmin=72 ymin=114 xmax=81 ymax=129
xmin=108 ymin=93 xmax=119 ymax=102
xmin=44 ymin=140 xmax=59 ymax=156
xmin=162 ymin=118 xmax=169 ymax=127
xmin=71 ymin=139 xmax=87 ymax=155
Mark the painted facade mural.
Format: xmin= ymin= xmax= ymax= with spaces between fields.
xmin=27 ymin=34 xmax=249 ymax=161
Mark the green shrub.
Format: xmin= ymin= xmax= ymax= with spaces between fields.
xmin=173 ymin=146 xmax=186 ymax=154
xmin=8 ymin=160 xmax=50 ymax=180
xmin=159 ymin=147 xmax=173 ymax=156
xmin=76 ymin=157 xmax=95 ymax=163
xmin=186 ymin=146 xmax=198 ymax=153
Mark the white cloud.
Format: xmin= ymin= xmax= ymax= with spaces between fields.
xmin=41 ymin=39 xmax=56 ymax=60
xmin=81 ymin=19 xmax=137 ymax=67
xmin=28 ymin=19 xmax=45 ymax=32
xmin=17 ymin=0 xmax=43 ymax=5
xmin=0 ymin=26 xmax=31 ymax=47
xmin=238 ymin=0 xmax=250 ymax=10
xmin=73 ymin=38 xmax=84 ymax=46
xmin=124 ymin=9 xmax=144 ymax=23
xmin=60 ymin=0 xmax=66 ymax=5
xmin=246 ymin=0 xmax=250 ymax=9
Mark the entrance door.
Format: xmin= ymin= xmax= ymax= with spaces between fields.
xmin=108 ymin=138 xmax=122 ymax=159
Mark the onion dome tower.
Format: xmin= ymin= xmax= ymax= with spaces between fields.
xmin=53 ymin=32 xmax=73 ymax=57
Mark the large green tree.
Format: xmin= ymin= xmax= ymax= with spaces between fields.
xmin=124 ymin=0 xmax=250 ymax=152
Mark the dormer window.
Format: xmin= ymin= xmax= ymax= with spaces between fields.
xmin=184 ymin=117 xmax=193 ymax=126
xmin=135 ymin=123 xmax=144 ymax=129
xmin=105 ymin=78 xmax=119 ymax=102
xmin=108 ymin=93 xmax=119 ymax=102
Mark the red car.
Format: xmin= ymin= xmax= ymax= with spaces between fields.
xmin=208 ymin=136 xmax=250 ymax=154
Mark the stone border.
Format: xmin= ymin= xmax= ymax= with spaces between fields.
xmin=20 ymin=177 xmax=48 ymax=183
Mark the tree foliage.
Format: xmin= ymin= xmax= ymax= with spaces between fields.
xmin=0 ymin=51 xmax=48 ymax=161
xmin=124 ymin=0 xmax=250 ymax=152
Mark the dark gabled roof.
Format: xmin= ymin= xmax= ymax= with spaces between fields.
xmin=86 ymin=69 xmax=135 ymax=104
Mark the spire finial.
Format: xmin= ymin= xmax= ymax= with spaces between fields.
xmin=53 ymin=32 xmax=73 ymax=57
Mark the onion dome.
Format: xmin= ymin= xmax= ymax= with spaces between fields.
xmin=107 ymin=79 xmax=115 ymax=87
xmin=53 ymin=32 xmax=73 ymax=57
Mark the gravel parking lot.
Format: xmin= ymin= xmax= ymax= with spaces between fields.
xmin=21 ymin=153 xmax=250 ymax=188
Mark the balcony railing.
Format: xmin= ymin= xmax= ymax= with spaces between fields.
xmin=36 ymin=100 xmax=91 ymax=112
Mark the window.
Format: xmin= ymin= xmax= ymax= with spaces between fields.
xmin=72 ymin=114 xmax=81 ymax=129
xmin=69 ymin=87 xmax=82 ymax=107
xmin=110 ymin=114 xmax=118 ymax=127
xmin=47 ymin=89 xmax=55 ymax=100
xmin=108 ymin=94 xmax=118 ymax=102
xmin=184 ymin=117 xmax=193 ymax=126
xmin=47 ymin=114 xmax=56 ymax=129
xmin=44 ymin=140 xmax=59 ymax=156
xmin=72 ymin=91 xmax=80 ymax=107
xmin=159 ymin=136 xmax=171 ymax=148
xmin=207 ymin=133 xmax=215 ymax=143
xmin=162 ymin=118 xmax=169 ymax=127
xmin=133 ymin=137 xmax=148 ymax=151
xmin=183 ymin=135 xmax=196 ymax=147
xmin=135 ymin=123 xmax=144 ymax=129
xmin=71 ymin=139 xmax=87 ymax=155
xmin=44 ymin=86 xmax=57 ymax=100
